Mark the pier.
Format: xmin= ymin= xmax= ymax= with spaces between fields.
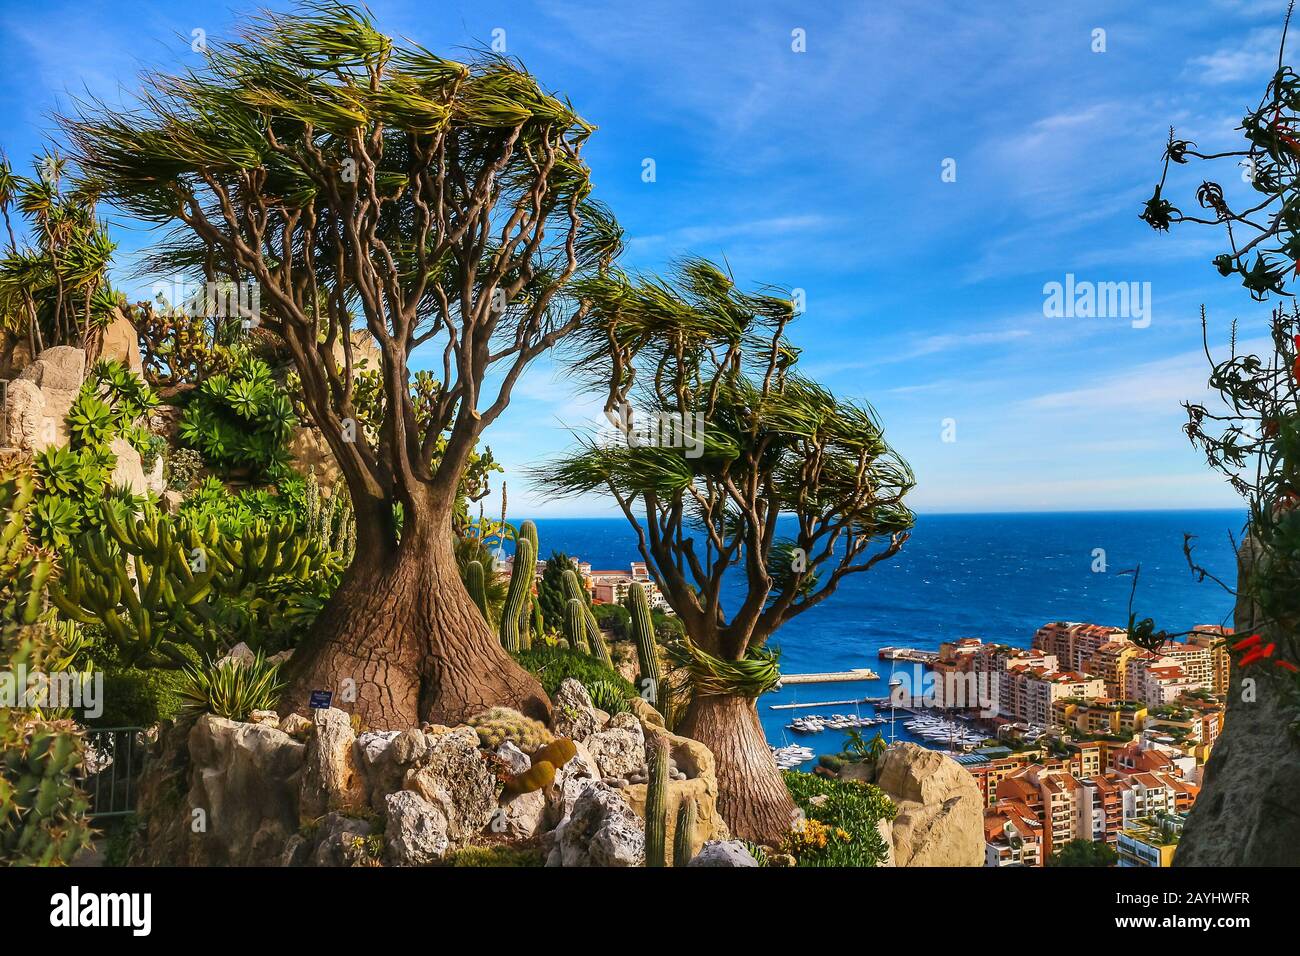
xmin=779 ymin=667 xmax=879 ymax=685
xmin=769 ymin=697 xmax=874 ymax=711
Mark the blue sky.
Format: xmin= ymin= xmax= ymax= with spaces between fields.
xmin=0 ymin=0 xmax=1287 ymax=515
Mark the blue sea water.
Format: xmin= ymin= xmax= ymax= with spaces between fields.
xmin=526 ymin=511 xmax=1245 ymax=762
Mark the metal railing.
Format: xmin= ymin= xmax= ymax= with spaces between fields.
xmin=80 ymin=727 xmax=148 ymax=819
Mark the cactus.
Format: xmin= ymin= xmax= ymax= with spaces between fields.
xmin=516 ymin=521 xmax=539 ymax=649
xmin=645 ymin=736 xmax=670 ymax=867
xmin=465 ymin=559 xmax=490 ymax=622
xmin=499 ymin=536 xmax=536 ymax=652
xmin=468 ymin=706 xmax=553 ymax=751
xmin=47 ymin=499 xmax=337 ymax=667
xmin=529 ymin=737 xmax=577 ymax=769
xmin=503 ymin=759 xmax=556 ymax=796
xmin=561 ymin=569 xmax=613 ymax=665
xmin=673 ymin=799 xmax=697 ymax=866
xmin=628 ymin=582 xmax=665 ymax=714
xmin=564 ymin=598 xmax=589 ymax=653
xmin=530 ymin=598 xmax=545 ymax=646
xmin=0 ymin=467 xmax=93 ymax=866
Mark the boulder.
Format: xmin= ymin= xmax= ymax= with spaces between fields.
xmin=546 ymin=783 xmax=645 ymax=867
xmin=300 ymin=707 xmax=367 ymax=818
xmin=280 ymin=713 xmax=312 ymax=738
xmin=544 ymin=738 xmax=601 ymax=828
xmin=2 ymin=378 xmax=44 ymax=449
xmin=247 ymin=710 xmax=279 ymax=728
xmin=107 ymin=437 xmax=148 ymax=496
xmin=16 ymin=346 xmax=84 ymax=448
xmin=359 ymin=728 xmax=428 ymax=809
xmin=186 ymin=714 xmax=305 ymax=866
xmin=310 ymin=812 xmax=375 ymax=867
xmin=687 ymin=840 xmax=760 ymax=867
xmin=384 ymin=790 xmax=450 ymax=865
xmin=92 ymin=307 xmax=144 ymax=376
xmin=585 ymin=726 xmax=644 ymax=780
xmin=496 ymin=741 xmax=531 ymax=776
xmin=551 ymin=678 xmax=602 ymax=741
xmin=874 ymin=743 xmax=982 ymax=867
xmin=402 ymin=726 xmax=500 ymax=845
xmin=161 ymin=489 xmax=185 ymax=514
xmin=495 ymin=790 xmax=547 ymax=841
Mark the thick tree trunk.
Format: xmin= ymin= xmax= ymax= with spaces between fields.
xmin=676 ymin=692 xmax=797 ymax=845
xmin=280 ymin=495 xmax=549 ymax=730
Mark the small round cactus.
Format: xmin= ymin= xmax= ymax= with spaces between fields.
xmin=467 ymin=706 xmax=554 ymax=752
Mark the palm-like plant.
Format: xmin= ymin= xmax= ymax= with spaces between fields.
xmin=537 ymin=259 xmax=914 ymax=843
xmin=61 ymin=1 xmax=623 ymax=728
xmin=0 ymin=151 xmax=118 ymax=354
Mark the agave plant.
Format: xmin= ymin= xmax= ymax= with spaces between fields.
xmin=179 ymin=651 xmax=286 ymax=723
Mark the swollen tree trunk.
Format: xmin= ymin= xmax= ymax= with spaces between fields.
xmin=677 ymin=693 xmax=797 ymax=845
xmin=280 ymin=491 xmax=549 ymax=730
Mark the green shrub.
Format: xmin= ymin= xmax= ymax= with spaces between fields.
xmin=782 ymin=770 xmax=896 ymax=867
xmin=439 ymin=845 xmax=546 ymax=867
xmin=591 ymin=602 xmax=630 ymax=638
xmin=512 ymin=644 xmax=637 ymax=700
xmin=179 ymin=651 xmax=285 ymax=722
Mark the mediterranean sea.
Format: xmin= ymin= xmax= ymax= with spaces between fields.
xmin=526 ymin=510 xmax=1244 ymax=763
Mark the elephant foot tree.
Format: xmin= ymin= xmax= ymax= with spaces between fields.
xmin=539 ymin=260 xmax=915 ymax=842
xmin=63 ymin=2 xmax=622 ymax=728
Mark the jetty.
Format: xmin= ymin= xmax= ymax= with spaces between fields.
xmin=769 ymin=697 xmax=874 ymax=711
xmin=779 ymin=667 xmax=879 ymax=685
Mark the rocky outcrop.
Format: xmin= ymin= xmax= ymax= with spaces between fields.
xmin=402 ymin=726 xmax=501 ymax=844
xmin=874 ymin=743 xmax=983 ymax=867
xmin=185 ymin=715 xmax=306 ymax=866
xmin=9 ymin=346 xmax=84 ymax=451
xmin=300 ymin=707 xmax=368 ymax=818
xmin=1176 ymin=543 xmax=1300 ymax=866
xmin=688 ymin=840 xmax=760 ymax=867
xmin=545 ymin=783 xmax=645 ymax=867
xmin=551 ymin=678 xmax=602 ymax=741
xmin=384 ymin=790 xmax=450 ymax=866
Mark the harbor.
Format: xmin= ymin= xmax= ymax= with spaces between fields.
xmin=779 ymin=666 xmax=880 ymax=684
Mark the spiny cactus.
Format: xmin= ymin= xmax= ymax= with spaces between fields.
xmin=0 ymin=715 xmax=93 ymax=865
xmin=564 ymin=598 xmax=589 ymax=654
xmin=48 ymin=500 xmax=337 ymax=667
xmin=465 ymin=559 xmax=490 ymax=622
xmin=628 ymin=582 xmax=665 ymax=714
xmin=673 ymin=799 xmax=697 ymax=866
xmin=499 ymin=536 xmax=536 ymax=652
xmin=561 ymin=569 xmax=612 ymax=665
xmin=468 ymin=706 xmax=553 ymax=752
xmin=645 ymin=736 xmax=670 ymax=867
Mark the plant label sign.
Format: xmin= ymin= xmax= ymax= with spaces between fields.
xmin=309 ymin=690 xmax=333 ymax=710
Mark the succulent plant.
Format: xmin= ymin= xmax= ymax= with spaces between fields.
xmin=529 ymin=737 xmax=576 ymax=769
xmin=628 ymin=582 xmax=665 ymax=714
xmin=645 ymin=736 xmax=670 ymax=867
xmin=499 ymin=537 xmax=536 ymax=652
xmin=467 ymin=706 xmax=554 ymax=752
xmin=564 ymin=597 xmax=589 ymax=654
xmin=503 ymin=759 xmax=556 ymax=795
xmin=0 ymin=714 xmax=94 ymax=865
xmin=465 ymin=559 xmax=490 ymax=622
xmin=673 ymin=799 xmax=697 ymax=866
xmin=560 ymin=569 xmax=613 ymax=664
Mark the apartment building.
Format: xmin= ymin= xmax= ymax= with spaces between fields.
xmin=984 ymin=800 xmax=1044 ymax=867
xmin=1117 ymin=814 xmax=1186 ymax=867
xmin=1034 ymin=622 xmax=1129 ymax=673
xmin=1085 ymin=640 xmax=1142 ymax=698
xmin=1187 ymin=626 xmax=1232 ymax=695
xmin=1052 ymin=697 xmax=1148 ymax=736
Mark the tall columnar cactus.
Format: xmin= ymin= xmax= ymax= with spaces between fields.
xmin=499 ymin=536 xmax=536 ymax=652
xmin=517 ymin=521 xmax=539 ymax=649
xmin=673 ymin=799 xmax=697 ymax=866
xmin=628 ymin=582 xmax=664 ymax=713
xmin=564 ymin=598 xmax=589 ymax=653
xmin=561 ymin=569 xmax=612 ymax=664
xmin=645 ymin=736 xmax=670 ymax=868
xmin=465 ymin=559 xmax=490 ymax=622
